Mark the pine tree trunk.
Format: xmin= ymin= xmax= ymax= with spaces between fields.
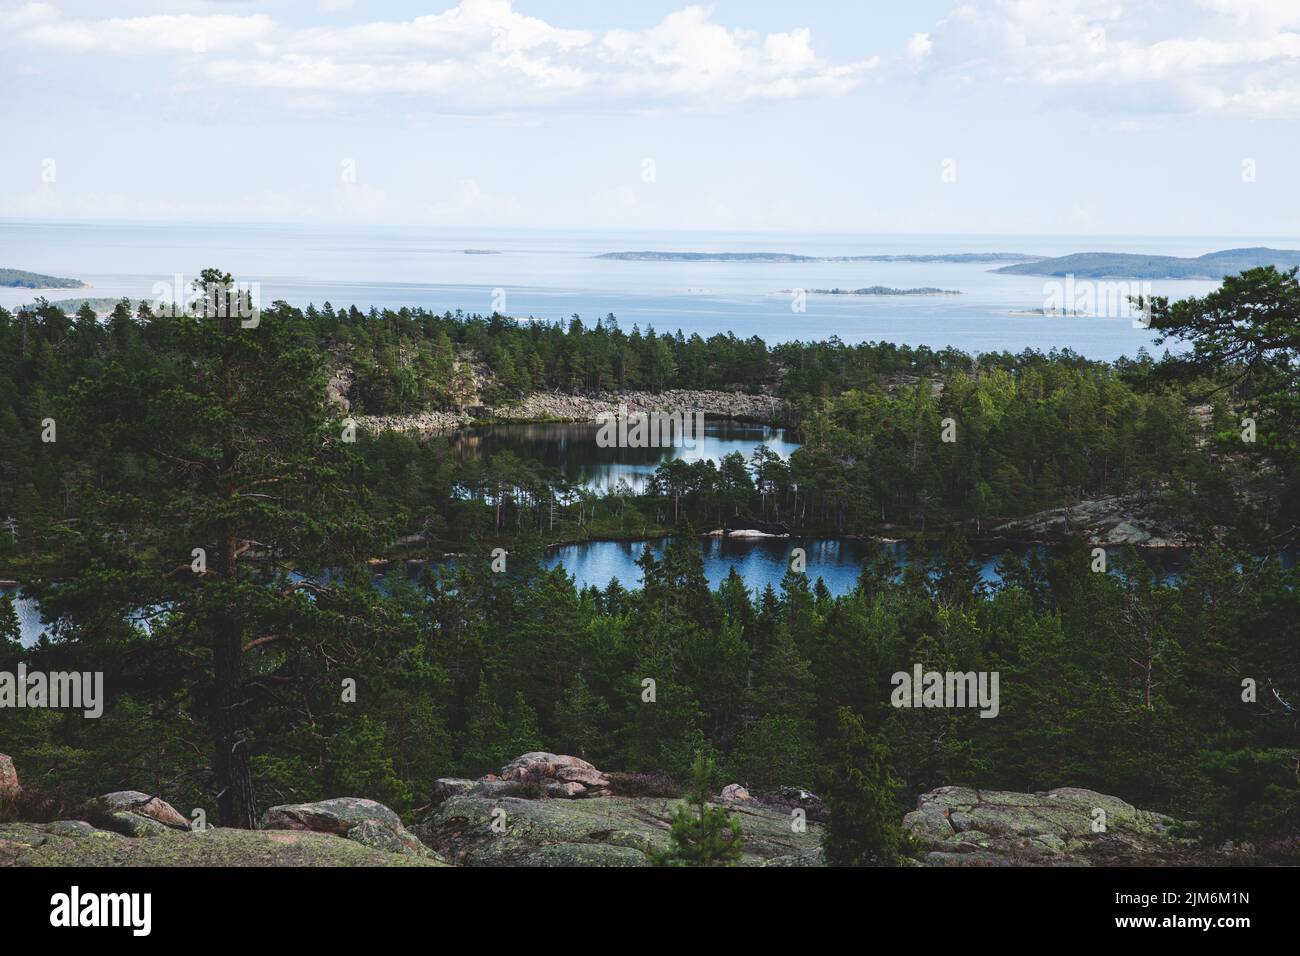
xmin=213 ymin=618 xmax=257 ymax=828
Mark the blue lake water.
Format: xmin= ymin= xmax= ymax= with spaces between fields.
xmin=451 ymin=420 xmax=798 ymax=492
xmin=3 ymin=539 xmax=1194 ymax=647
xmin=535 ymin=537 xmax=1191 ymax=595
xmin=0 ymin=221 xmax=1278 ymax=360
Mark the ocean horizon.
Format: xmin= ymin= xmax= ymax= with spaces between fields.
xmin=3 ymin=220 xmax=1290 ymax=360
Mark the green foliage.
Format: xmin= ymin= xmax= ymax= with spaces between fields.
xmin=0 ymin=269 xmax=1297 ymax=854
xmin=822 ymin=708 xmax=905 ymax=866
xmin=652 ymin=755 xmax=743 ymax=867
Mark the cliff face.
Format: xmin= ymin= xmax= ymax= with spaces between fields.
xmin=354 ymin=389 xmax=788 ymax=437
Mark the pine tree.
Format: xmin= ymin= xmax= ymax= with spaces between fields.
xmin=652 ymin=754 xmax=743 ymax=867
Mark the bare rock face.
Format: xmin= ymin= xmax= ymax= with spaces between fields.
xmin=993 ymin=494 xmax=1193 ymax=548
xmin=417 ymin=792 xmax=823 ymax=866
xmin=84 ymin=791 xmax=191 ymax=838
xmin=472 ymin=753 xmax=612 ymax=799
xmin=430 ymin=778 xmax=476 ymax=806
xmin=720 ymin=784 xmax=753 ymax=802
xmin=0 ymin=754 xmax=19 ymax=797
xmin=352 ymin=388 xmax=788 ymax=438
xmin=261 ymin=797 xmax=429 ymax=858
xmin=500 ymin=752 xmax=597 ymax=780
xmin=904 ymin=786 xmax=1192 ymax=866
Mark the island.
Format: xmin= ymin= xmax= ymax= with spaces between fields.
xmin=18 ymin=297 xmax=128 ymax=314
xmin=779 ymin=286 xmax=961 ymax=296
xmin=596 ymin=251 xmax=1040 ymax=263
xmin=0 ymin=268 xmax=87 ymax=289
xmin=994 ymin=246 xmax=1300 ymax=279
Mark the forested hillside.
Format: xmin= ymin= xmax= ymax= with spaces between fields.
xmin=1 ymin=267 xmax=1297 ymax=859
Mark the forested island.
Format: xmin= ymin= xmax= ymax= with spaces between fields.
xmin=0 ymin=268 xmax=86 ymax=289
xmin=596 ymin=251 xmax=1038 ymax=263
xmin=16 ymin=297 xmax=127 ymax=315
xmin=1 ymin=266 xmax=1297 ymax=866
xmin=995 ymin=246 xmax=1300 ymax=279
xmin=781 ymin=286 xmax=961 ymax=296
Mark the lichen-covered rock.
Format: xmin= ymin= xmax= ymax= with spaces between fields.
xmin=479 ymin=752 xmax=612 ymax=799
xmin=903 ymin=786 xmax=1192 ymax=866
xmin=84 ymin=791 xmax=190 ymax=836
xmin=993 ymin=494 xmax=1193 ymax=548
xmin=499 ymin=752 xmax=596 ymax=781
xmin=44 ymin=820 xmax=101 ymax=837
xmin=262 ymin=797 xmax=428 ymax=857
xmin=418 ymin=793 xmax=821 ymax=867
xmin=556 ymin=765 xmax=610 ymax=788
xmin=431 ymin=778 xmax=476 ymax=806
xmin=0 ymin=823 xmax=48 ymax=848
xmin=0 ymin=754 xmax=19 ymax=797
xmin=0 ymin=821 xmax=444 ymax=867
xmin=546 ymin=781 xmax=587 ymax=799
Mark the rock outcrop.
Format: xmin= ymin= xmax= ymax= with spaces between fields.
xmin=84 ymin=791 xmax=191 ymax=838
xmin=430 ymin=778 xmax=476 ymax=806
xmin=354 ymin=389 xmax=787 ymax=437
xmin=904 ymin=786 xmax=1193 ymax=866
xmin=720 ymin=784 xmax=752 ymax=802
xmin=993 ymin=494 xmax=1193 ymax=548
xmin=0 ymin=822 xmax=443 ymax=867
xmin=448 ymin=753 xmax=613 ymax=801
xmin=0 ymin=754 xmax=19 ymax=798
xmin=261 ymin=797 xmax=430 ymax=858
xmin=415 ymin=793 xmax=821 ymax=867
xmin=720 ymin=515 xmax=789 ymax=537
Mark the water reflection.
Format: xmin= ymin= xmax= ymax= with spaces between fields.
xmin=450 ymin=420 xmax=799 ymax=492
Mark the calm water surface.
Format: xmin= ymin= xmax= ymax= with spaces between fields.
xmin=451 ymin=420 xmax=798 ymax=492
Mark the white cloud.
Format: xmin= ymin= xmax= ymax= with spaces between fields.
xmin=13 ymin=5 xmax=274 ymax=54
xmin=4 ymin=0 xmax=877 ymax=111
xmin=930 ymin=0 xmax=1300 ymax=118
xmin=906 ymin=32 xmax=934 ymax=70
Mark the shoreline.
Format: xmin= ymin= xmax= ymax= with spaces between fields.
xmin=352 ymin=388 xmax=790 ymax=436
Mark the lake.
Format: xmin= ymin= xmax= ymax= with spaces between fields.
xmin=3 ymin=538 xmax=1196 ymax=647
xmin=451 ymin=420 xmax=799 ymax=492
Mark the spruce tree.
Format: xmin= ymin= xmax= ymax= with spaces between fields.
xmin=652 ymin=754 xmax=743 ymax=867
xmin=822 ymin=707 xmax=905 ymax=865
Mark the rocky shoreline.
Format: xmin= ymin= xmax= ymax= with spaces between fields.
xmin=992 ymin=493 xmax=1197 ymax=548
xmin=353 ymin=388 xmax=788 ymax=437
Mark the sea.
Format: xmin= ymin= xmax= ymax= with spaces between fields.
xmin=3 ymin=220 xmax=1290 ymax=360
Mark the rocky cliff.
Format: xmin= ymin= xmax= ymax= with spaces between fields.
xmin=353 ymin=389 xmax=787 ymax=436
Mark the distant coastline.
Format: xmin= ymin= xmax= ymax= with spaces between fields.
xmin=595 ymin=251 xmax=1039 ymax=263
xmin=779 ymin=286 xmax=962 ymax=296
xmin=0 ymin=268 xmax=86 ymax=289
xmin=994 ymin=246 xmax=1300 ymax=279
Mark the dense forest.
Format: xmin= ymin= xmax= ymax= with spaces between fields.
xmin=0 ymin=266 xmax=1297 ymax=857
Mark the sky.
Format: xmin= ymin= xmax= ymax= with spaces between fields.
xmin=1 ymin=0 xmax=1298 ymax=235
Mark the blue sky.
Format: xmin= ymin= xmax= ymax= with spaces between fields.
xmin=2 ymin=0 xmax=1298 ymax=235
